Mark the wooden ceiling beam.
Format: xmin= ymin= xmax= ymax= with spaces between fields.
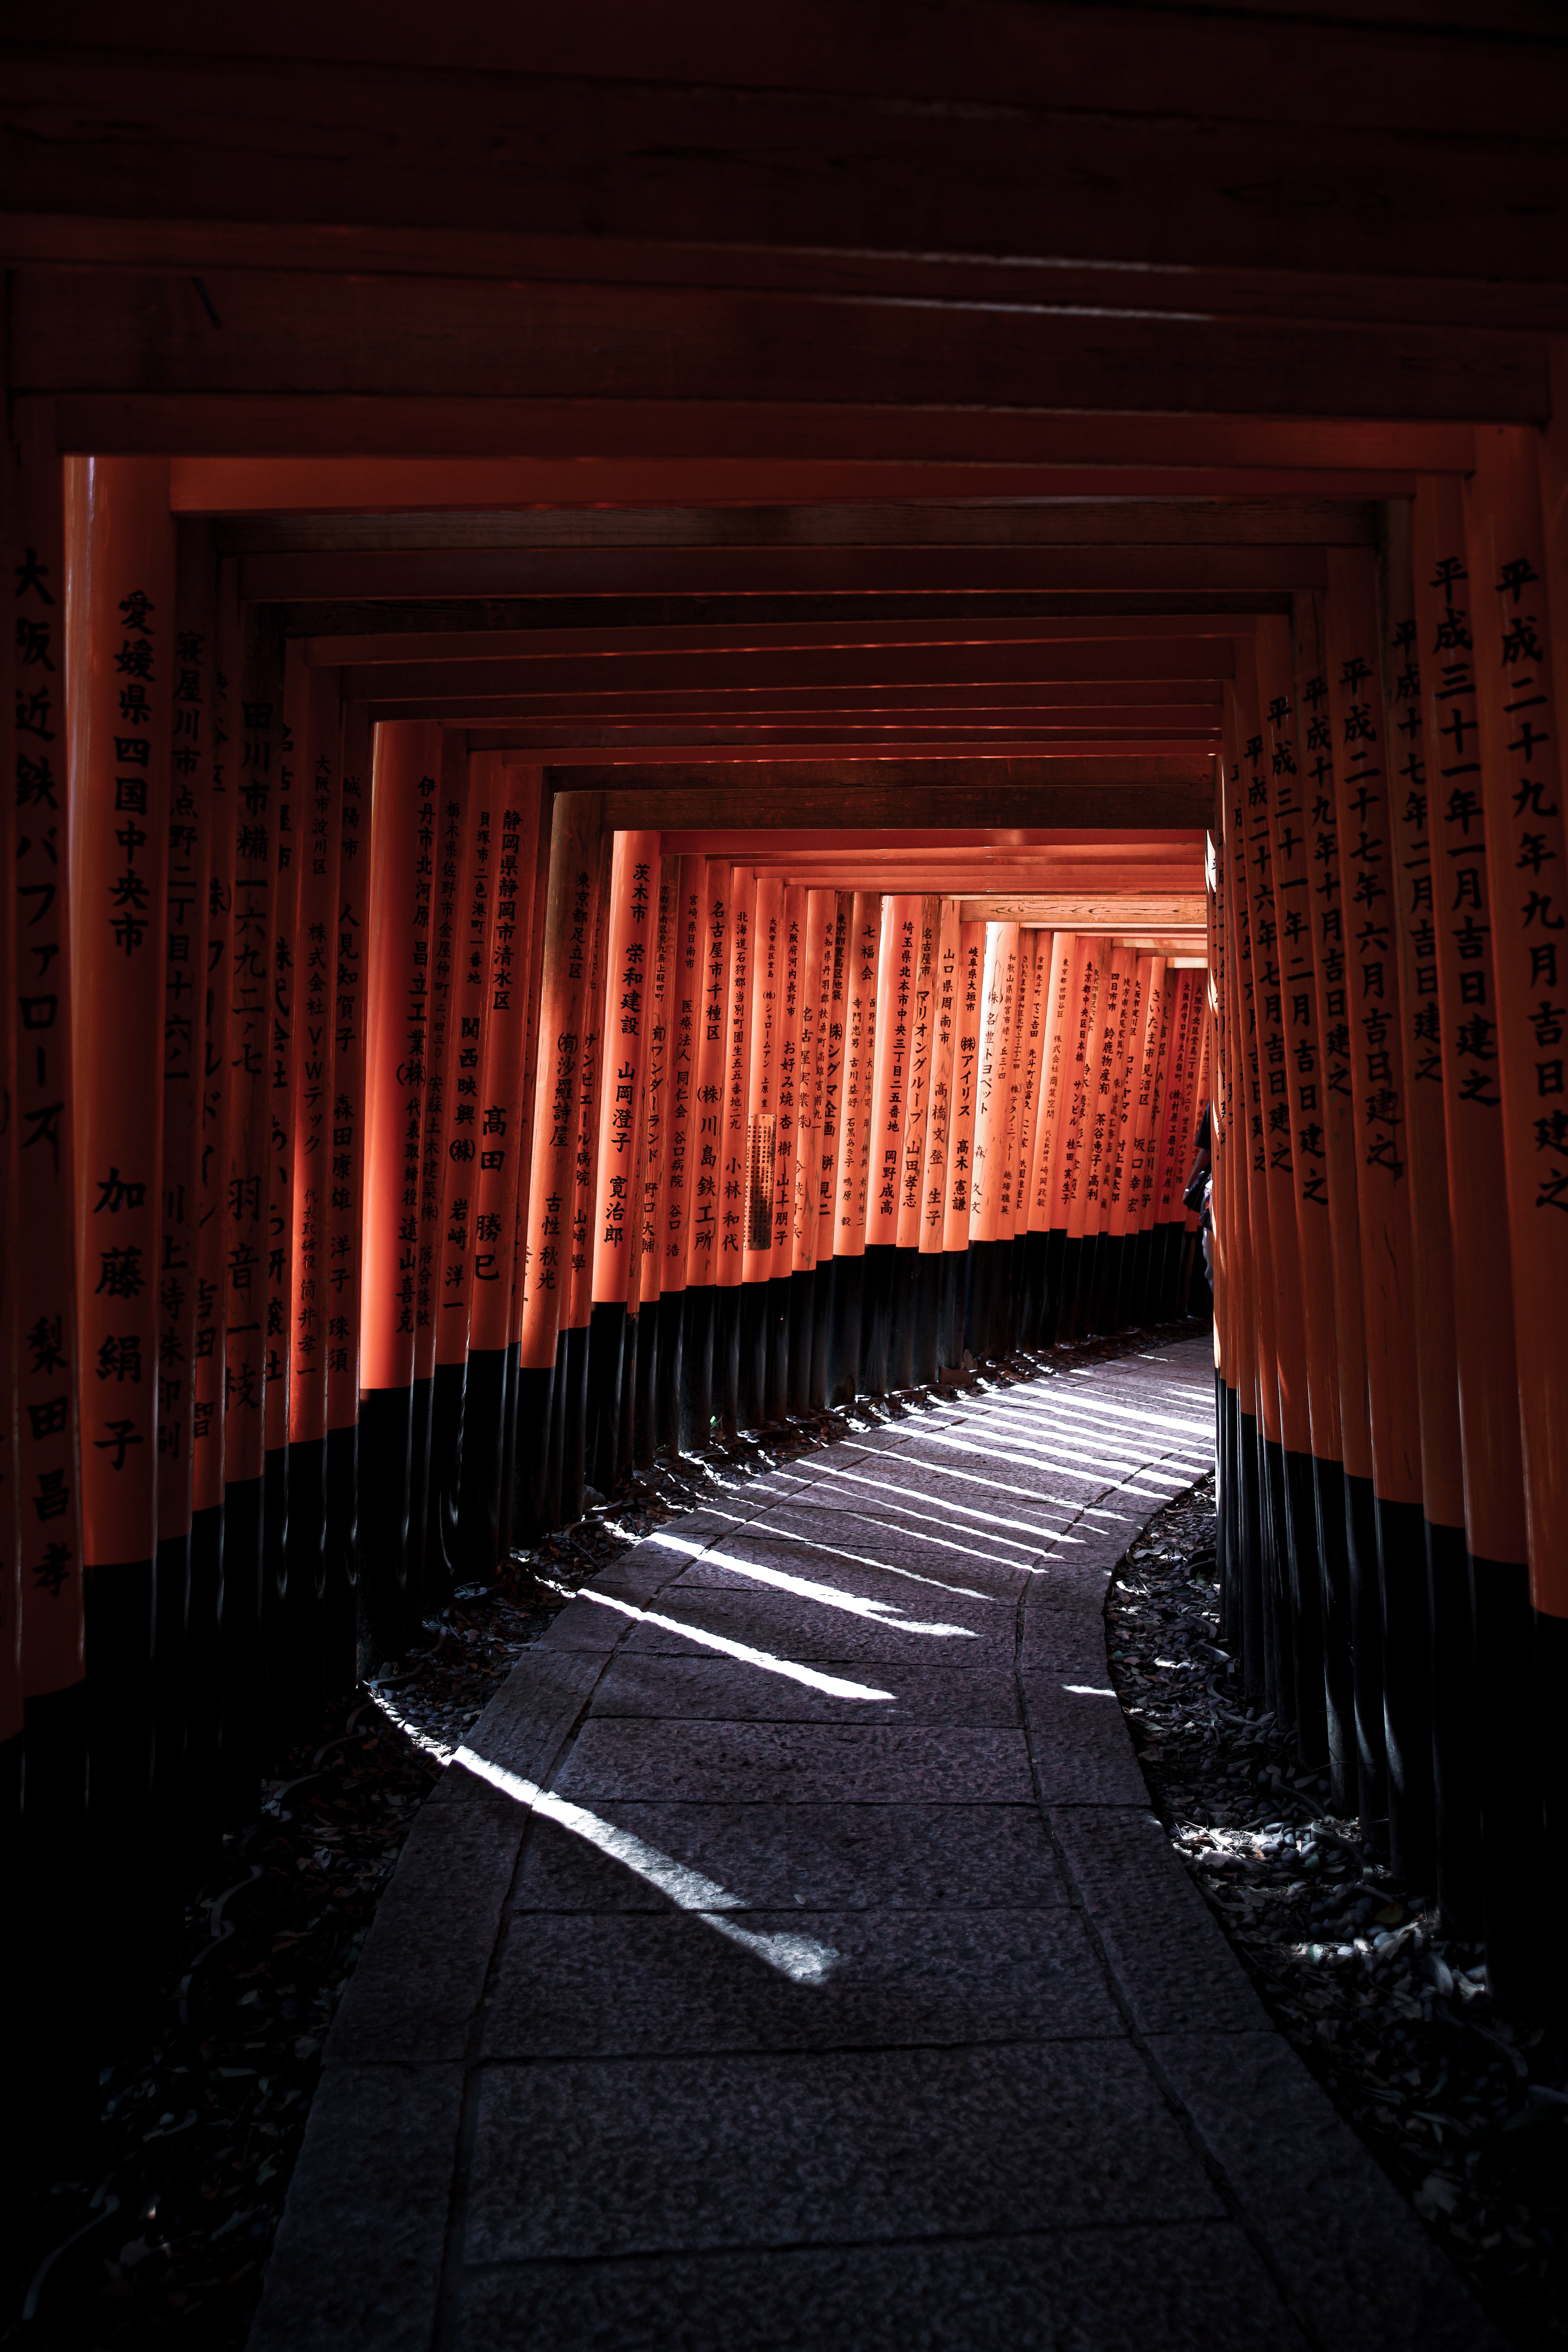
xmin=247 ymin=546 xmax=1325 ymax=602
xmin=584 ymin=780 xmax=1215 ymax=830
xmin=418 ymin=731 xmax=1221 ymax=759
xmin=12 ymin=269 xmax=1542 ymax=425
xmin=43 ymin=395 xmax=1477 ymax=472
xmin=309 ymin=615 xmax=1255 ymax=667
xmin=8 ymin=26 xmax=1566 ymax=285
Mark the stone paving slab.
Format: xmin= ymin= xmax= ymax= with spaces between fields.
xmin=252 ymin=1339 xmax=1505 ymax=2352
xmin=481 ymin=1903 xmax=1115 ymax=2056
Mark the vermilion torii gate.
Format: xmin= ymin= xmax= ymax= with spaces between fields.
xmin=7 ymin=0 xmax=1568 ymax=2044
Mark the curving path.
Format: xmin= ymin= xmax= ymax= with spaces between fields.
xmin=252 ymin=1337 xmax=1498 ymax=2352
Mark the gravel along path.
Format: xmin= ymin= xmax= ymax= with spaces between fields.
xmin=1108 ymin=1479 xmax=1568 ymax=2351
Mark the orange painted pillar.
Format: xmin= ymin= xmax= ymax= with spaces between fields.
xmin=790 ymin=885 xmax=836 ymax=1412
xmin=967 ymin=921 xmax=1020 ymax=1361
xmin=1255 ymin=619 xmax=1345 ymax=1788
xmin=560 ymin=825 xmax=613 ymax=1518
xmin=1103 ymin=951 xmax=1149 ymax=1333
xmin=630 ymin=854 xmax=677 ymax=1464
xmin=657 ymin=853 xmax=703 ymax=1448
xmin=1294 ymin=592 xmax=1382 ymax=1830
xmin=713 ymin=864 xmax=755 ymax=1434
xmin=913 ymin=898 xmax=961 ymax=1381
xmin=679 ymin=859 xmax=731 ymax=1442
xmin=1125 ymin=953 xmax=1173 ymax=1328
xmin=10 ymin=417 xmax=84 ymax=1831
xmin=1407 ymin=480 xmax=1533 ymax=1964
xmin=738 ymin=872 xmax=783 ymax=1427
xmin=1056 ymin=939 xmax=1107 ymax=1343
xmin=1325 ymin=545 xmax=1433 ymax=1874
xmin=862 ymin=892 xmax=918 ymax=1396
xmin=585 ymin=831 xmax=659 ymax=1487
xmin=512 ymin=791 xmax=602 ymax=1540
xmin=323 ymin=704 xmax=369 ymax=1643
xmin=889 ymin=894 xmax=939 ymax=1387
xmin=68 ymin=457 xmax=175 ymax=1823
xmin=460 ymin=761 xmax=541 ymax=1567
xmin=1003 ymin=931 xmax=1046 ymax=1346
xmin=937 ymin=917 xmax=987 ymax=1368
xmin=825 ymin=890 xmax=880 ymax=1404
xmin=1031 ymin=932 xmax=1084 ymax=1342
xmin=1079 ymin=946 xmax=1132 ymax=1337
xmin=1379 ymin=511 xmax=1475 ymax=1915
xmin=357 ymin=722 xmax=438 ymax=1665
xmin=1466 ymin=426 xmax=1568 ymax=1992
xmin=276 ymin=659 xmax=340 ymax=1711
xmin=765 ymin=883 xmax=808 ymax=1420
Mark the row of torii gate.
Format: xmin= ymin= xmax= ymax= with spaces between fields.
xmin=4 ymin=424 xmax=1568 ymax=2020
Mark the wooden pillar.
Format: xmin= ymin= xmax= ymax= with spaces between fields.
xmin=738 ymin=873 xmax=782 ymax=1428
xmin=1295 ymin=592 xmax=1385 ymax=1836
xmin=559 ymin=825 xmax=612 ymax=1519
xmin=657 ymin=853 xmax=703 ymax=1452
xmin=280 ymin=661 xmax=341 ymax=1717
xmin=1325 ymin=546 xmax=1433 ymax=1876
xmin=938 ymin=918 xmax=986 ymax=1369
xmin=1102 ymin=951 xmax=1148 ymax=1335
xmin=1220 ymin=717 xmax=1272 ymax=1710
xmin=1033 ymin=934 xmax=1085 ymax=1343
xmin=790 ymin=887 xmax=835 ymax=1413
xmin=632 ymin=855 xmax=678 ymax=1467
xmin=826 ymin=891 xmax=880 ymax=1404
xmin=68 ymin=456 xmax=175 ymax=1842
xmin=1255 ymin=619 xmax=1346 ymax=1794
xmin=889 ymin=895 xmax=938 ymax=1387
xmin=713 ymin=865 xmax=755 ymax=1435
xmin=862 ymin=893 xmax=918 ymax=1396
xmin=511 ymin=794 xmax=601 ymax=1539
xmin=1054 ymin=939 xmax=1106 ymax=1343
xmin=680 ymin=859 xmax=730 ymax=1446
xmin=968 ymin=922 xmax=1020 ymax=1361
xmin=323 ymin=702 xmax=369 ymax=1653
xmin=809 ymin=893 xmax=851 ymax=1406
xmin=1125 ymin=954 xmax=1173 ymax=1330
xmin=586 ymin=831 xmax=659 ymax=1489
xmin=470 ymin=761 xmax=545 ymax=1566
xmin=10 ymin=414 xmax=85 ymax=1848
xmin=1005 ymin=932 xmax=1048 ymax=1346
xmin=1466 ymin=425 xmax=1568 ymax=1997
xmin=766 ymin=884 xmax=807 ymax=1422
xmin=1380 ymin=509 xmax=1475 ymax=1920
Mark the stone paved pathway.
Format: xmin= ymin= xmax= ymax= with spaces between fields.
xmin=252 ymin=1338 xmax=1498 ymax=2351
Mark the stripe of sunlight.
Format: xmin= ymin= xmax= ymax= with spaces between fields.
xmin=645 ymin=1530 xmax=979 ymax=1638
xmin=1024 ymin=1387 xmax=1217 ymax=1442
xmin=984 ymin=1401 xmax=1212 ymax=1474
xmin=454 ymin=1747 xmax=842 ymax=1985
xmin=568 ymin=1586 xmax=897 ymax=1700
xmin=968 ymin=1386 xmax=1211 ymax=1450
xmin=911 ymin=1410 xmax=1201 ymax=1493
xmin=776 ymin=1459 xmax=1081 ymax=1550
xmin=895 ymin=1421 xmax=1168 ymax=1493
xmin=834 ymin=1437 xmax=1135 ymax=1525
xmin=694 ymin=1502 xmax=1001 ymax=1597
xmin=767 ymin=1497 xmax=1057 ymax=1573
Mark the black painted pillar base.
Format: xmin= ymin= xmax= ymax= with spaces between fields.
xmin=1126 ymin=1225 xmax=1155 ymax=1330
xmin=586 ymin=1298 xmax=628 ymax=1497
xmin=1281 ymin=1448 xmax=1327 ymax=1771
xmin=886 ymin=1245 xmax=919 ymax=1391
xmin=657 ymin=1289 xmax=687 ymax=1455
xmin=738 ymin=1282 xmax=768 ymax=1431
xmin=827 ymin=1255 xmax=865 ymax=1407
xmin=1311 ymin=1454 xmax=1354 ymax=1817
xmin=185 ymin=1501 xmax=225 ymax=1830
xmin=615 ymin=1310 xmax=639 ymax=1486
xmin=765 ymin=1275 xmax=793 ymax=1424
xmin=682 ymin=1286 xmax=716 ymax=1448
xmin=936 ymin=1249 xmax=966 ymax=1369
xmin=152 ymin=1525 xmax=191 ymax=1812
xmin=1344 ymin=1470 xmax=1389 ymax=1852
xmin=497 ymin=1343 xmax=520 ymax=1563
xmin=1376 ymin=1493 xmax=1435 ymax=1887
xmin=859 ymin=1243 xmax=895 ymax=1397
xmin=787 ymin=1270 xmax=817 ymax=1418
xmin=634 ymin=1297 xmax=662 ymax=1469
xmin=1426 ymin=1516 xmax=1482 ymax=1939
xmin=1257 ymin=1429 xmax=1282 ymax=1725
xmin=282 ymin=1434 xmax=327 ymax=1740
xmin=910 ymin=1252 xmax=941 ymax=1387
xmin=1040 ymin=1229 xmax=1068 ymax=1345
xmin=510 ymin=1360 xmax=556 ymax=1551
xmin=425 ymin=1362 xmax=466 ymax=1605
xmin=16 ymin=1680 xmax=94 ymax=2172
xmin=962 ymin=1238 xmax=994 ymax=1363
xmin=561 ymin=1322 xmax=591 ymax=1520
xmin=457 ymin=1346 xmax=506 ymax=1579
xmin=713 ymin=1286 xmax=741 ymax=1439
xmin=262 ymin=1441 xmax=289 ymax=1747
xmin=1473 ymin=1557 xmax=1547 ymax=2008
xmin=406 ymin=1375 xmax=435 ymax=1633
xmin=809 ymin=1262 xmax=834 ymax=1409
xmin=1237 ymin=1410 xmax=1265 ymax=1708
xmin=1016 ymin=1229 xmax=1048 ymax=1350
xmin=323 ymin=1425 xmax=359 ymax=1697
xmin=220 ymin=1474 xmax=265 ymax=1815
xmin=1216 ymin=1376 xmax=1236 ymax=1649
xmin=356 ymin=1388 xmax=411 ymax=1674
xmin=1534 ymin=1603 xmax=1568 ymax=2008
